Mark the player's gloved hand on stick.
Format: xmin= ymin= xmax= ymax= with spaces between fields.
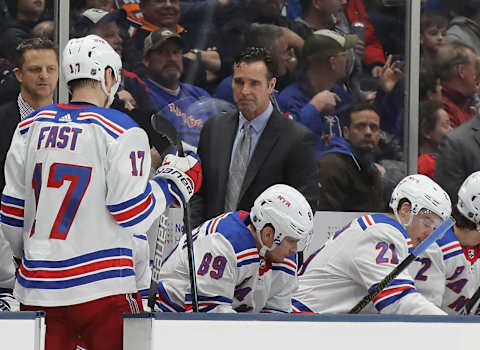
xmin=155 ymin=151 xmax=202 ymax=207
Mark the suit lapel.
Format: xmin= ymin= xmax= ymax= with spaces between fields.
xmin=217 ymin=112 xmax=239 ymax=196
xmin=239 ymin=109 xmax=281 ymax=200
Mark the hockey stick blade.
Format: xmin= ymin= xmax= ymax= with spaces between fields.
xmin=149 ymin=112 xmax=199 ymax=312
xmin=150 ymin=111 xmax=182 ymax=155
xmin=349 ymin=217 xmax=455 ymax=314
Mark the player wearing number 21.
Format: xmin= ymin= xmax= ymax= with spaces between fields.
xmin=155 ymin=184 xmax=313 ymax=313
xmin=0 ymin=35 xmax=202 ymax=350
xmin=292 ymin=175 xmax=452 ymax=314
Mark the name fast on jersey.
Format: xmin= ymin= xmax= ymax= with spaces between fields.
xmin=37 ymin=126 xmax=83 ymax=150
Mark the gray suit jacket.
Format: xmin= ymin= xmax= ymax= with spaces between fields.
xmin=190 ymin=107 xmax=319 ymax=227
xmin=435 ymin=114 xmax=480 ymax=204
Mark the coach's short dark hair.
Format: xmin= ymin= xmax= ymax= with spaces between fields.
xmin=233 ymin=46 xmax=275 ymax=80
xmin=15 ymin=37 xmax=58 ymax=68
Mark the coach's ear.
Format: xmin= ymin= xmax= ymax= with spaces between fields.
xmin=260 ymin=225 xmax=275 ymax=248
xmin=13 ymin=67 xmax=23 ymax=84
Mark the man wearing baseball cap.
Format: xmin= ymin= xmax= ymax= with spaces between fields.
xmin=278 ymin=29 xmax=357 ymax=154
xmin=142 ymin=28 xmax=211 ymax=147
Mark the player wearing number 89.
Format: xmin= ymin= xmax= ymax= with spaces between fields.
xmin=0 ymin=34 xmax=201 ymax=350
xmin=293 ymin=174 xmax=452 ymax=314
xmin=410 ymin=171 xmax=480 ymax=314
xmin=155 ymin=184 xmax=313 ymax=312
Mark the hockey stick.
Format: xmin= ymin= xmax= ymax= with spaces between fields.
xmin=149 ymin=112 xmax=199 ymax=312
xmin=349 ymin=217 xmax=456 ymax=314
xmin=460 ymin=285 xmax=480 ymax=315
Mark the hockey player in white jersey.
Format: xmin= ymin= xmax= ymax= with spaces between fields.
xmin=292 ymin=174 xmax=451 ymax=314
xmin=0 ymin=35 xmax=202 ymax=350
xmin=410 ymin=171 xmax=480 ymax=314
xmin=0 ymin=228 xmax=18 ymax=312
xmin=155 ymin=184 xmax=313 ymax=313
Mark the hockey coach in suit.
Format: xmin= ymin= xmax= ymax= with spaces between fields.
xmin=191 ymin=46 xmax=319 ymax=228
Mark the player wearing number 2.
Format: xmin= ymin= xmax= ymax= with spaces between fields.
xmin=292 ymin=174 xmax=452 ymax=314
xmin=411 ymin=171 xmax=480 ymax=314
xmin=0 ymin=35 xmax=202 ymax=350
xmin=156 ymin=184 xmax=313 ymax=313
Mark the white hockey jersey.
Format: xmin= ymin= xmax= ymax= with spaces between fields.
xmin=410 ymin=228 xmax=480 ymax=314
xmin=292 ymin=214 xmax=445 ymax=314
xmin=0 ymin=104 xmax=175 ymax=307
xmin=0 ymin=228 xmax=18 ymax=311
xmin=156 ymin=211 xmax=298 ymax=313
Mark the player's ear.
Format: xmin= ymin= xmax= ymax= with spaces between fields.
xmin=260 ymin=226 xmax=275 ymax=248
xmin=398 ymin=201 xmax=412 ymax=219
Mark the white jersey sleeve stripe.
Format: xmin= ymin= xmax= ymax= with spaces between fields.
xmin=371 ymin=279 xmax=417 ymax=311
xmin=1 ymin=194 xmax=25 ymax=227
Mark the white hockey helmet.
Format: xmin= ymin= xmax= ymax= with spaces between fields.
xmin=62 ymin=34 xmax=122 ymax=107
xmin=389 ymin=174 xmax=451 ymax=227
xmin=457 ymin=171 xmax=480 ymax=228
xmin=250 ymin=184 xmax=314 ymax=255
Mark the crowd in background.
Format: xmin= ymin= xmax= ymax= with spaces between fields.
xmin=0 ymin=0 xmax=479 ymax=223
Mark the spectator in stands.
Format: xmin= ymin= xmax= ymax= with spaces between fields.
xmin=73 ymin=8 xmax=157 ymax=112
xmin=278 ymin=30 xmax=355 ymax=154
xmin=420 ymin=11 xmax=447 ymax=68
xmin=214 ymin=23 xmax=295 ymax=104
xmin=446 ymin=0 xmax=480 ymax=55
xmin=190 ymin=47 xmax=319 ymax=227
xmin=125 ymin=0 xmax=217 ymax=88
xmin=316 ymin=103 xmax=385 ymax=211
xmin=418 ymin=100 xmax=452 ymax=180
xmin=1 ymin=0 xmax=47 ymax=62
xmin=0 ymin=37 xmax=58 ymax=192
xmin=419 ymin=67 xmax=442 ymax=102
xmin=143 ymin=28 xmax=211 ymax=147
xmin=212 ymin=0 xmax=306 ymax=82
xmin=435 ymin=42 xmax=477 ymax=128
xmin=298 ymin=0 xmax=345 ymax=31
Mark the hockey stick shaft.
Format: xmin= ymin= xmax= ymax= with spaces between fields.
xmin=176 ymin=139 xmax=199 ymax=312
xmin=349 ymin=217 xmax=455 ymax=314
xmin=461 ymin=285 xmax=480 ymax=315
xmin=147 ymin=213 xmax=168 ymax=310
xmin=148 ymin=113 xmax=199 ymax=312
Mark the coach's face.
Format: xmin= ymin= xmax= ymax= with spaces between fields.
xmin=14 ymin=49 xmax=58 ymax=101
xmin=232 ymin=61 xmax=276 ymax=121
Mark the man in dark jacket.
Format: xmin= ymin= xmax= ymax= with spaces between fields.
xmin=316 ymin=102 xmax=386 ymax=211
xmin=0 ymin=36 xmax=58 ymax=192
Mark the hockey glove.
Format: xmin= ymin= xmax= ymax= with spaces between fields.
xmin=155 ymin=152 xmax=202 ymax=207
xmin=0 ymin=291 xmax=18 ymax=312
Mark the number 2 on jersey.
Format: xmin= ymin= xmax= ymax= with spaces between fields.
xmin=31 ymin=162 xmax=92 ymax=240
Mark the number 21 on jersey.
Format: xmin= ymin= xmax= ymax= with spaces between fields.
xmin=375 ymin=242 xmax=399 ymax=265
